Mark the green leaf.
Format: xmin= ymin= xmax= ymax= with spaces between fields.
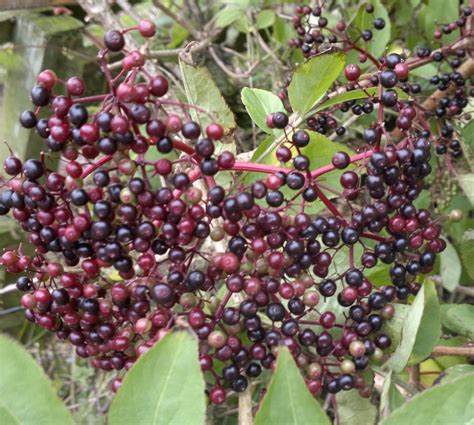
xmin=254 ymin=347 xmax=331 ymax=425
xmin=380 ymin=374 xmax=474 ymax=425
xmin=179 ymin=61 xmax=236 ymax=133
xmin=288 ymin=51 xmax=345 ymax=115
xmin=0 ymin=334 xmax=73 ymax=425
xmin=461 ymin=230 xmax=474 ymax=280
xmin=458 ymin=174 xmax=474 ymax=206
xmin=108 ymin=330 xmax=206 ymax=425
xmin=382 ymin=303 xmax=409 ymax=350
xmin=215 ymin=6 xmax=244 ymax=28
xmin=255 ymin=10 xmax=276 ymax=29
xmin=439 ymin=364 xmax=474 ymax=385
xmin=234 ymin=15 xmax=252 ymax=33
xmin=385 ymin=281 xmax=440 ymax=372
xmin=353 ymin=0 xmax=391 ymax=58
xmin=168 ymin=24 xmax=189 ymax=49
xmin=317 ymin=87 xmax=410 ymax=112
xmin=0 ymin=404 xmax=21 ymax=425
xmin=273 ymin=16 xmax=295 ymax=44
xmin=336 ymin=389 xmax=377 ymax=425
xmin=440 ymin=240 xmax=461 ymax=292
xmin=461 ymin=120 xmax=474 ymax=152
xmin=408 ymin=281 xmax=441 ymax=364
xmin=441 ymin=304 xmax=474 ymax=339
xmin=388 ymin=383 xmax=405 ymax=412
xmin=241 ymin=88 xmax=284 ymax=134
xmin=379 ymin=370 xmax=406 ymax=417
xmin=365 ymin=263 xmax=391 ymax=287
xmin=423 ymin=0 xmax=458 ymax=44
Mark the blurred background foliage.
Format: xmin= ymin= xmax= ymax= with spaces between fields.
xmin=0 ymin=0 xmax=472 ymax=424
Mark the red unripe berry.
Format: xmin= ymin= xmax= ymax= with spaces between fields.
xmin=116 ymin=82 xmax=137 ymax=103
xmin=111 ymin=378 xmax=122 ymax=393
xmin=278 ymin=282 xmax=294 ymax=299
xmin=341 ymin=286 xmax=358 ymax=304
xmin=134 ymin=83 xmax=149 ymax=103
xmin=122 ymin=50 xmax=145 ymax=70
xmin=220 ymin=252 xmax=240 ymax=273
xmin=266 ymin=114 xmax=275 ymax=128
xmin=155 ymin=158 xmax=172 ymax=175
xmin=410 ymin=234 xmax=424 ymax=249
xmin=357 ymin=280 xmax=372 ymax=297
xmin=111 ymin=115 xmax=130 ymax=134
xmin=406 ymin=217 xmax=419 ymax=233
xmin=165 ymin=115 xmax=183 ymax=133
xmin=266 ymin=174 xmax=283 ymax=190
xmin=47 ymin=262 xmax=63 ymax=278
xmin=388 ymin=216 xmax=406 ymax=233
xmin=336 ymin=21 xmax=346 ymax=31
xmin=37 ymin=69 xmax=57 ymax=90
xmin=206 ymin=123 xmax=224 ymax=140
xmin=268 ymin=252 xmax=285 ymax=269
xmin=66 ymin=77 xmax=85 ymax=96
xmin=394 ymin=62 xmax=409 ymax=79
xmin=149 ymin=76 xmax=169 ymax=97
xmin=66 ymin=161 xmax=83 ymax=178
xmin=21 ymin=294 xmax=36 ymax=309
xmin=217 ymin=151 xmax=235 ymax=169
xmin=138 ymin=20 xmax=156 ymax=38
xmin=82 ymin=259 xmax=100 ymax=276
xmin=34 ymin=288 xmax=51 ymax=304
xmin=52 ymin=96 xmax=72 ymax=117
xmin=80 ymin=123 xmax=100 ymax=143
xmin=1 ymin=251 xmax=17 ymax=267
xmin=209 ymin=387 xmax=226 ymax=405
xmin=50 ymin=124 xmax=70 ymax=143
xmin=320 ymin=311 xmax=336 ymax=328
xmin=344 ymin=64 xmax=361 ymax=81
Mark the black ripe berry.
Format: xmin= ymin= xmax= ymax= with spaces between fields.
xmin=272 ymin=112 xmax=289 ymax=129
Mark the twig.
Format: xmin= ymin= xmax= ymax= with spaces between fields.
xmin=0 ymin=306 xmax=22 ymax=316
xmin=152 ymin=0 xmax=200 ymax=39
xmin=238 ymin=383 xmax=253 ymax=425
xmin=209 ymin=46 xmax=260 ymax=79
xmin=431 ymin=346 xmax=474 ymax=357
xmin=408 ymin=365 xmax=421 ymax=391
xmin=0 ymin=283 xmax=18 ymax=295
xmin=116 ymin=0 xmax=144 ymax=24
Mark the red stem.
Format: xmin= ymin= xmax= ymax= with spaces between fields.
xmin=311 ymin=151 xmax=373 ymax=178
xmin=313 ymin=184 xmax=347 ymax=224
xmin=232 ymin=161 xmax=292 ymax=174
xmin=73 ymin=94 xmax=110 ymax=104
xmin=81 ymin=155 xmax=113 ymax=179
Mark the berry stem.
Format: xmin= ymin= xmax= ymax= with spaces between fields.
xmin=431 ymin=345 xmax=474 ymax=357
xmin=310 ymin=151 xmax=373 ymax=179
xmin=213 ymin=290 xmax=233 ymax=323
xmin=313 ymin=184 xmax=347 ymax=224
xmin=232 ymin=161 xmax=293 ymax=174
xmin=73 ymin=94 xmax=110 ymax=104
xmin=81 ymin=155 xmax=114 ymax=179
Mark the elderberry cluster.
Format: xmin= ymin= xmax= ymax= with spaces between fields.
xmin=0 ymin=3 xmax=470 ymax=405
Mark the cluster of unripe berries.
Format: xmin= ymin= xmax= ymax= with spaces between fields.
xmin=0 ymin=3 xmax=470 ymax=403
